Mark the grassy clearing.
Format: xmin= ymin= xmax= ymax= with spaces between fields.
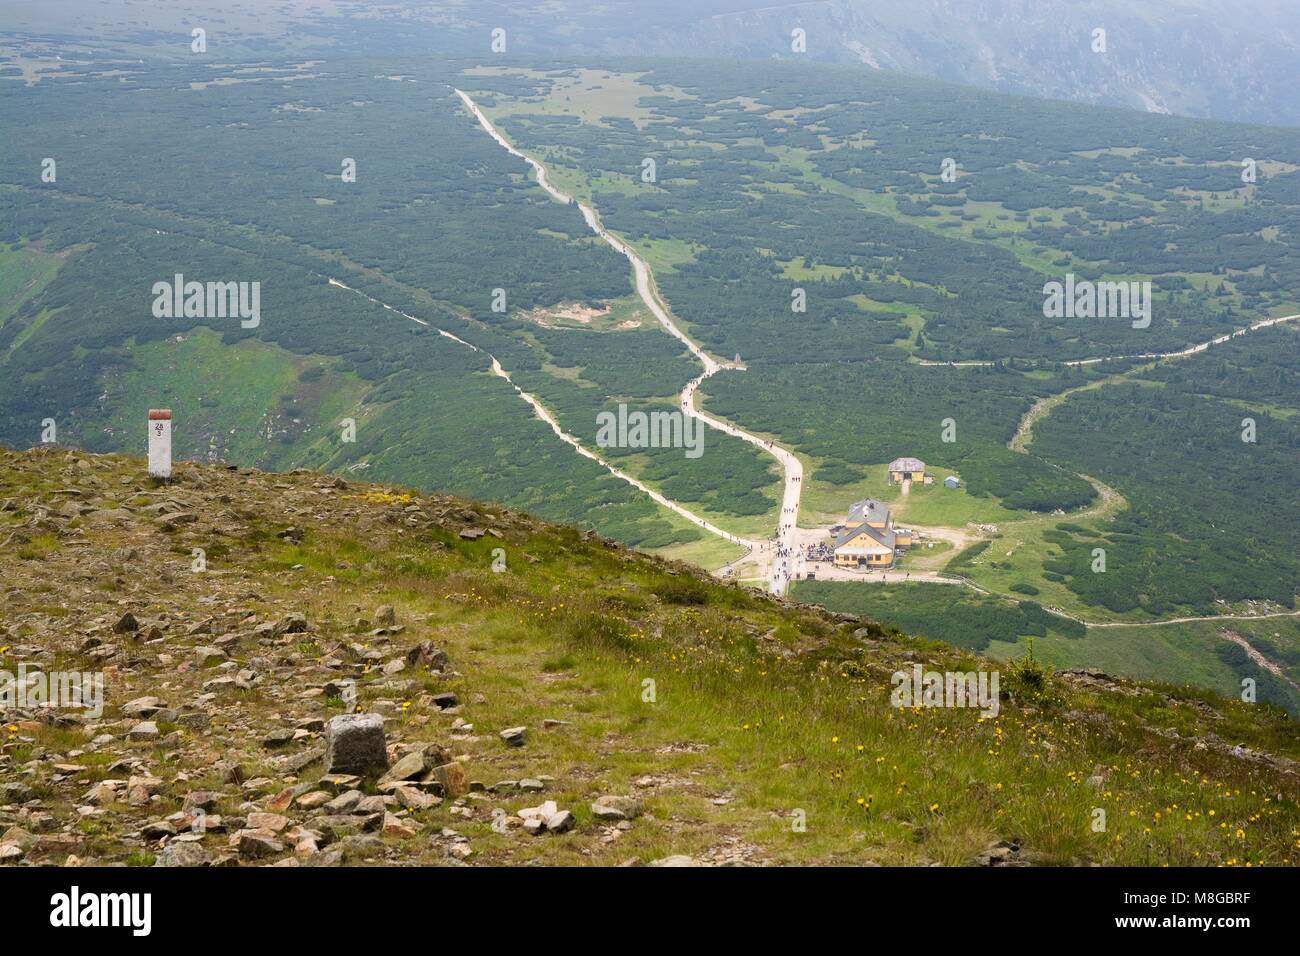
xmin=93 ymin=327 xmax=366 ymax=467
xmin=0 ymin=242 xmax=62 ymax=327
xmin=472 ymin=67 xmax=689 ymax=130
xmin=799 ymin=458 xmax=1023 ymax=530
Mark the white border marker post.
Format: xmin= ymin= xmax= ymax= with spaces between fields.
xmin=148 ymin=408 xmax=172 ymax=480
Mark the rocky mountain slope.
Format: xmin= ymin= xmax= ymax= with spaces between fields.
xmin=0 ymin=445 xmax=1296 ymax=867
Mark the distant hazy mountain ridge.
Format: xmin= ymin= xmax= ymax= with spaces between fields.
xmin=4 ymin=0 xmax=1297 ymax=126
xmin=602 ymin=0 xmax=1300 ymax=127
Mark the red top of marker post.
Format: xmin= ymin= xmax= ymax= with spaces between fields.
xmin=148 ymin=409 xmax=172 ymax=421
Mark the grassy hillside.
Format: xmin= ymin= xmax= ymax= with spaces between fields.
xmin=1 ymin=446 xmax=1296 ymax=867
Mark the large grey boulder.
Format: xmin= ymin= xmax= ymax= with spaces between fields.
xmin=591 ymin=795 xmax=643 ymax=821
xmin=154 ymin=841 xmax=212 ymax=868
xmin=324 ymin=714 xmax=388 ymax=775
xmin=499 ymin=726 xmax=527 ymax=748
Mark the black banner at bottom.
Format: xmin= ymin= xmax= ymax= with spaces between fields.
xmin=1 ymin=865 xmax=1290 ymax=941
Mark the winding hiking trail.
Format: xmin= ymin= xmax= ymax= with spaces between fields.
xmin=999 ymin=312 xmax=1300 ymax=520
xmin=917 ymin=312 xmax=1300 ymax=369
xmin=1053 ymin=608 xmax=1300 ymax=629
xmin=1007 ymin=314 xmax=1300 ymax=459
xmin=325 ymin=277 xmax=756 ymax=552
xmin=454 ymin=88 xmax=803 ymax=595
